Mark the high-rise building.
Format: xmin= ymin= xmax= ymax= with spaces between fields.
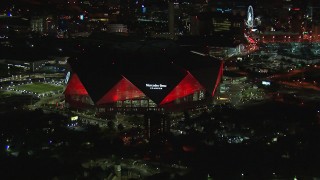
xmin=31 ymin=17 xmax=44 ymax=33
xmin=168 ymin=2 xmax=175 ymax=38
xmin=190 ymin=11 xmax=245 ymax=36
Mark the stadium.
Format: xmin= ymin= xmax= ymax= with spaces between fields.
xmin=64 ymin=40 xmax=223 ymax=112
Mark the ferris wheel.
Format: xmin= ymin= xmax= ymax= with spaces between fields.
xmin=246 ymin=5 xmax=254 ymax=28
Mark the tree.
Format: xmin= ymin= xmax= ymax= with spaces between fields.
xmin=117 ymin=123 xmax=124 ymax=131
xmin=107 ymin=121 xmax=115 ymax=130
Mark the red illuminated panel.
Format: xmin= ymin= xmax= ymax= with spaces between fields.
xmin=212 ymin=62 xmax=223 ymax=96
xmin=160 ymin=72 xmax=204 ymax=105
xmin=64 ymin=73 xmax=89 ymax=95
xmin=97 ymin=77 xmax=146 ymax=105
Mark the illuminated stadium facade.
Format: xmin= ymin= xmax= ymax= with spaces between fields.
xmin=64 ymin=40 xmax=223 ymax=112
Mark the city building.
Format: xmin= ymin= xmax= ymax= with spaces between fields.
xmin=64 ymin=40 xmax=223 ymax=112
xmin=30 ymin=17 xmax=44 ymax=33
xmin=190 ymin=10 xmax=245 ymax=36
xmin=107 ymin=24 xmax=128 ymax=33
xmin=0 ymin=16 xmax=30 ymax=37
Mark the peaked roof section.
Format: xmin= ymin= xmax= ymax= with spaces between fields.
xmin=160 ymin=72 xmax=204 ymax=105
xmin=68 ymin=52 xmax=122 ymax=103
xmin=179 ymin=53 xmax=222 ymax=94
xmin=123 ymin=60 xmax=186 ymax=105
xmin=97 ymin=77 xmax=145 ymax=105
xmin=189 ymin=68 xmax=217 ymax=94
xmin=212 ymin=62 xmax=224 ymax=96
xmin=64 ymin=73 xmax=89 ymax=96
xmin=78 ymin=71 xmax=122 ymax=103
